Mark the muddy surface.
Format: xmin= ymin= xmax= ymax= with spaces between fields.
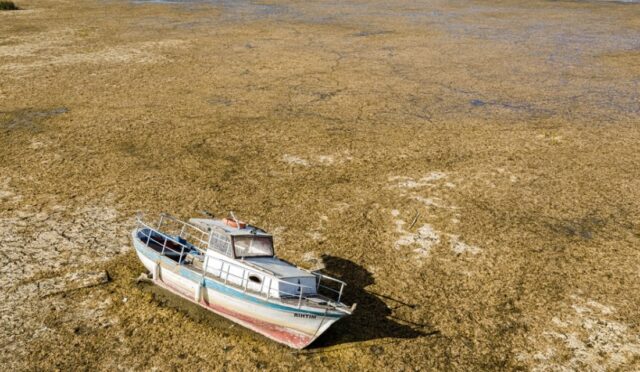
xmin=1 ymin=0 xmax=640 ymax=370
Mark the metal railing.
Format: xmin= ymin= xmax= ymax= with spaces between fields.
xmin=156 ymin=213 xmax=210 ymax=252
xmin=135 ymin=214 xmax=352 ymax=313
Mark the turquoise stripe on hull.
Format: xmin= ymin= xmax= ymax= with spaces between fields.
xmin=135 ymin=242 xmax=342 ymax=318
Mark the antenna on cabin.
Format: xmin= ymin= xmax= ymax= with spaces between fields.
xmin=229 ymin=211 xmax=239 ymax=225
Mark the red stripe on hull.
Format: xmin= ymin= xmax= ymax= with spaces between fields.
xmin=156 ymin=279 xmax=315 ymax=349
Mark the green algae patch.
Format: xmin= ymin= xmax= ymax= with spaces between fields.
xmin=0 ymin=1 xmax=19 ymax=11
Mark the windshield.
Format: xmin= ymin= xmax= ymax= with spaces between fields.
xmin=233 ymin=236 xmax=274 ymax=258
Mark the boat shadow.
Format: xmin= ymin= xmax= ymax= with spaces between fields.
xmin=136 ymin=254 xmax=434 ymax=349
xmin=309 ymin=255 xmax=433 ymax=348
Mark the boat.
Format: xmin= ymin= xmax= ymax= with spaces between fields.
xmin=131 ymin=212 xmax=356 ymax=349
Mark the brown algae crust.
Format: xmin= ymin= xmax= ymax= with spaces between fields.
xmin=1 ymin=0 xmax=640 ymax=370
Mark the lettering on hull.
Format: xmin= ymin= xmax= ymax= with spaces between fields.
xmin=294 ymin=313 xmax=317 ymax=319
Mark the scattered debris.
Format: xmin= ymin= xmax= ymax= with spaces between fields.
xmin=389 ymin=172 xmax=447 ymax=189
xmin=136 ymin=273 xmax=151 ymax=283
xmin=448 ymin=235 xmax=481 ymax=255
xmin=282 ymin=154 xmax=310 ymax=166
xmin=393 ymin=211 xmax=440 ymax=257
xmin=519 ymin=296 xmax=640 ymax=371
xmin=408 ymin=210 xmax=420 ymax=229
xmin=282 ymin=153 xmax=353 ymax=167
xmin=37 ymin=270 xmax=110 ymax=297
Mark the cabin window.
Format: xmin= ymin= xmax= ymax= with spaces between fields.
xmin=209 ymin=232 xmax=232 ymax=256
xmin=233 ymin=236 xmax=274 ymax=258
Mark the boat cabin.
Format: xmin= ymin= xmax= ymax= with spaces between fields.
xmin=189 ymin=218 xmax=274 ymax=258
xmin=188 ymin=218 xmax=318 ymax=299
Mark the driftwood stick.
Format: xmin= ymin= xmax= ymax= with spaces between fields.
xmin=409 ymin=210 xmax=420 ymax=229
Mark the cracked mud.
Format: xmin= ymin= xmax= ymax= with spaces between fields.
xmin=1 ymin=0 xmax=640 ymax=370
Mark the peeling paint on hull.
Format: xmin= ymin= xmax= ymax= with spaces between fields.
xmin=156 ymin=279 xmax=315 ymax=349
xmin=133 ymin=236 xmax=345 ymax=349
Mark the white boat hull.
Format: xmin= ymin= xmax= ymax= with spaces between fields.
xmin=132 ymin=232 xmax=346 ymax=348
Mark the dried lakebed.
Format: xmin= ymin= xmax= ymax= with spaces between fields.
xmin=1 ymin=0 xmax=640 ymax=370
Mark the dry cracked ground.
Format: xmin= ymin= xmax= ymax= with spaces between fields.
xmin=1 ymin=0 xmax=640 ymax=370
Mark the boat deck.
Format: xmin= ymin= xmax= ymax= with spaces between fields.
xmin=135 ymin=216 xmax=352 ymax=315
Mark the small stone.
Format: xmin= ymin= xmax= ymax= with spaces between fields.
xmin=136 ymin=273 xmax=151 ymax=283
xmin=370 ymin=345 xmax=384 ymax=355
